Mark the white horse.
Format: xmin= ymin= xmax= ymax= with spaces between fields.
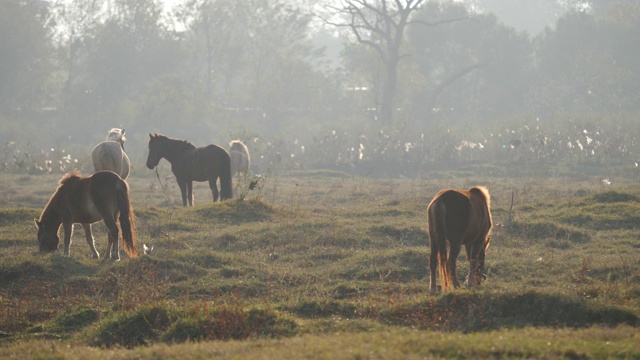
xmin=92 ymin=128 xmax=130 ymax=180
xmin=229 ymin=140 xmax=250 ymax=179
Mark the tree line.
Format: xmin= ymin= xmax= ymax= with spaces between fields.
xmin=1 ymin=0 xmax=639 ymax=175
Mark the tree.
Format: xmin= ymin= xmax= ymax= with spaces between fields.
xmin=51 ymin=0 xmax=105 ymax=112
xmin=78 ymin=0 xmax=182 ymax=118
xmin=0 ymin=0 xmax=54 ymax=114
xmin=533 ymin=6 xmax=638 ymax=115
xmin=408 ymin=2 xmax=533 ymax=121
xmin=319 ymin=0 xmax=470 ymax=123
xmin=184 ymin=0 xmax=334 ymax=130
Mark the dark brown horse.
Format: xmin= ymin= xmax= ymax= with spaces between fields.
xmin=427 ymin=186 xmax=492 ymax=293
xmin=35 ymin=170 xmax=137 ymax=260
xmin=146 ymin=133 xmax=233 ymax=206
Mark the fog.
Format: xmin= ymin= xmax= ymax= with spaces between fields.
xmin=1 ymin=0 xmax=639 ymax=178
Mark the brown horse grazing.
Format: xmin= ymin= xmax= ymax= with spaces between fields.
xmin=146 ymin=133 xmax=233 ymax=206
xmin=35 ymin=170 xmax=138 ymax=260
xmin=427 ymin=186 xmax=492 ymax=293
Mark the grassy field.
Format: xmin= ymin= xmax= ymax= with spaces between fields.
xmin=0 ymin=164 xmax=639 ymax=359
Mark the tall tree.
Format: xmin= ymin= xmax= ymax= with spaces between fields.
xmin=320 ymin=0 xmax=422 ymax=123
xmin=184 ymin=0 xmax=331 ymax=127
xmin=533 ymin=6 xmax=639 ymax=115
xmin=80 ymin=0 xmax=180 ymax=113
xmin=319 ymin=0 xmax=470 ymax=123
xmin=409 ymin=2 xmax=533 ymax=121
xmin=51 ymin=0 xmax=105 ymax=112
xmin=0 ymin=0 xmax=53 ymax=114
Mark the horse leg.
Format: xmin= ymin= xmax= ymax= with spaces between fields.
xmin=187 ymin=181 xmax=194 ymax=206
xmin=429 ymin=243 xmax=439 ymax=294
xmin=177 ymin=180 xmax=188 ymax=206
xmin=81 ymin=223 xmax=100 ymax=259
xmin=209 ymin=178 xmax=219 ymax=202
xmin=103 ymin=238 xmax=113 ymax=262
xmin=466 ymin=237 xmax=485 ymax=288
xmin=103 ymin=217 xmax=120 ymax=260
xmin=448 ymin=240 xmax=462 ymax=289
xmin=62 ymin=222 xmax=73 ymax=256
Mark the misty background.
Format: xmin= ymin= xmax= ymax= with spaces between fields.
xmin=1 ymin=0 xmax=639 ymax=178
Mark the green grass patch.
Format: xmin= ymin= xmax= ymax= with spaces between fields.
xmin=0 ymin=174 xmax=638 ymax=357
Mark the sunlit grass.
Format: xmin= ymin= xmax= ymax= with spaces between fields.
xmin=0 ymin=171 xmax=638 ymax=358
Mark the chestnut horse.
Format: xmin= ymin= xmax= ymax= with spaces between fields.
xmin=92 ymin=128 xmax=130 ymax=179
xmin=146 ymin=133 xmax=233 ymax=206
xmin=427 ymin=186 xmax=492 ymax=293
xmin=35 ymin=170 xmax=137 ymax=260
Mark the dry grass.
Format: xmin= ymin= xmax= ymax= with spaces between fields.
xmin=0 ymin=166 xmax=639 ymax=358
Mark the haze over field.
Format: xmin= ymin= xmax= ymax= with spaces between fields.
xmin=1 ymin=2 xmax=640 ymax=358
xmin=1 ymin=0 xmax=638 ymax=177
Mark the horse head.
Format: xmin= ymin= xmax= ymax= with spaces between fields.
xmin=107 ymin=128 xmax=126 ymax=146
xmin=146 ymin=133 xmax=162 ymax=169
xmin=35 ymin=219 xmax=59 ymax=252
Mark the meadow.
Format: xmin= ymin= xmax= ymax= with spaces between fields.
xmin=0 ymin=163 xmax=638 ymax=359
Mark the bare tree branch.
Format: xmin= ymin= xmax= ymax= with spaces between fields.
xmin=409 ymin=16 xmax=477 ymax=27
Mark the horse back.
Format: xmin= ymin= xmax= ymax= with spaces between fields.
xmin=468 ymin=186 xmax=492 ymax=234
xmin=184 ymin=145 xmax=230 ymax=180
xmin=92 ymin=141 xmax=129 ymax=179
xmin=66 ymin=171 xmax=122 ymax=223
xmin=428 ymin=189 xmax=471 ymax=240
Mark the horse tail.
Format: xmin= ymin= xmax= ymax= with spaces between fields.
xmin=220 ymin=151 xmax=234 ymax=200
xmin=116 ymin=179 xmax=138 ymax=256
xmin=431 ymin=199 xmax=453 ymax=291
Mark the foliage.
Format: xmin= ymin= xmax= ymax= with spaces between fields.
xmin=2 ymin=0 xmax=640 ymax=166
xmin=0 ymin=0 xmax=53 ymax=113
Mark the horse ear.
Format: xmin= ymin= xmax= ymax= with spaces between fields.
xmin=34 ymin=219 xmax=41 ymax=228
xmin=121 ymin=129 xmax=125 ymax=135
xmin=149 ymin=133 xmax=154 ymax=139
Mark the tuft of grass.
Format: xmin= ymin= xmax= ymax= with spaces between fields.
xmin=587 ymin=191 xmax=639 ymax=203
xmin=506 ymin=220 xmax=590 ymax=247
xmin=0 ymin=208 xmax=40 ymax=227
xmin=94 ymin=305 xmax=172 ymax=348
xmin=51 ymin=306 xmax=99 ymax=334
xmin=381 ymin=290 xmax=638 ymax=332
xmin=188 ymin=198 xmax=276 ymax=224
xmin=93 ymin=303 xmax=297 ymax=348
xmin=283 ymin=300 xmax=358 ymax=318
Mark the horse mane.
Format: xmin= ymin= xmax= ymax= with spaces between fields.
xmin=60 ymin=169 xmax=82 ymax=186
xmin=229 ymin=140 xmax=248 ymax=152
xmin=229 ymin=140 xmax=250 ymax=164
xmin=153 ymin=133 xmax=196 ymax=151
xmin=38 ymin=170 xmax=83 ymax=224
xmin=469 ymin=186 xmax=491 ymax=209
